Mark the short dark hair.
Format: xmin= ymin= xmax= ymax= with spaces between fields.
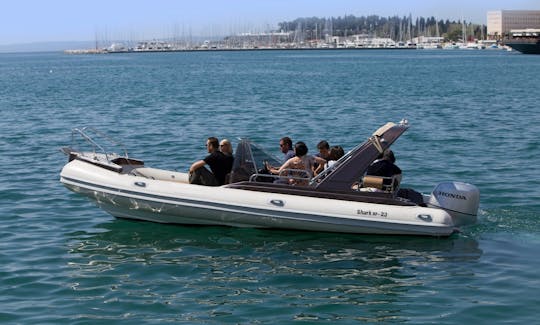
xmin=317 ymin=140 xmax=330 ymax=150
xmin=330 ymin=145 xmax=344 ymax=160
xmin=294 ymin=141 xmax=308 ymax=156
xmin=280 ymin=136 xmax=292 ymax=149
xmin=383 ymin=149 xmax=396 ymax=163
xmin=207 ymin=137 xmax=219 ymax=149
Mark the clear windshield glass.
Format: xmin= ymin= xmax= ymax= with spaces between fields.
xmin=229 ymin=139 xmax=281 ymax=183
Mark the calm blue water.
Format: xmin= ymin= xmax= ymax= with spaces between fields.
xmin=1 ymin=49 xmax=539 ymax=324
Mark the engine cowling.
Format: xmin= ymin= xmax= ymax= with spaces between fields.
xmin=427 ymin=182 xmax=480 ymax=226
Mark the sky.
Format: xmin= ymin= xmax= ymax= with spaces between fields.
xmin=1 ymin=0 xmax=539 ymax=45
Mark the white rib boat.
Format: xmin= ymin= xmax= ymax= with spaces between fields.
xmin=60 ymin=120 xmax=480 ymax=236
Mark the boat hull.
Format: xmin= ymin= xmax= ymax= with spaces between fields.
xmin=60 ymin=159 xmax=458 ymax=236
xmin=506 ymin=41 xmax=540 ymax=54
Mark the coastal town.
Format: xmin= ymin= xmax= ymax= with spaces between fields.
xmin=65 ymin=10 xmax=540 ymax=54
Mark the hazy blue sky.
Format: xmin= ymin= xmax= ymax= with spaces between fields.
xmin=1 ymin=0 xmax=538 ymax=45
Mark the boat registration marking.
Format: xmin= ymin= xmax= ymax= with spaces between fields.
xmin=356 ymin=209 xmax=388 ymax=218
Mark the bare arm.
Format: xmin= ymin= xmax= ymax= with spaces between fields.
xmin=314 ymin=156 xmax=326 ymax=166
xmin=276 ymin=160 xmax=292 ymax=174
xmin=269 ymin=158 xmax=292 ymax=175
xmin=189 ymin=160 xmax=206 ymax=173
xmin=313 ymin=156 xmax=326 ymax=175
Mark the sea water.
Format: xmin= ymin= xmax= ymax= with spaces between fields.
xmin=0 ymin=49 xmax=539 ymax=323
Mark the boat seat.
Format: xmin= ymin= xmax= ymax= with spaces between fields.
xmin=361 ymin=175 xmax=398 ymax=193
xmin=130 ymin=167 xmax=189 ymax=183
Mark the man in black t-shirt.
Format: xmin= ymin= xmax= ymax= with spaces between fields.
xmin=189 ymin=137 xmax=231 ymax=186
xmin=366 ymin=149 xmax=402 ymax=187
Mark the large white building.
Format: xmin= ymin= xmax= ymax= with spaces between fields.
xmin=487 ymin=10 xmax=540 ymax=38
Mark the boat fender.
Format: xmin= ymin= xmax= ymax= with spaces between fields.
xmin=428 ymin=182 xmax=480 ymax=218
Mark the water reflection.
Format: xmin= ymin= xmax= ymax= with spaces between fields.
xmin=65 ymin=220 xmax=482 ymax=322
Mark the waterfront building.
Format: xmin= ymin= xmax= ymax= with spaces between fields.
xmin=487 ymin=10 xmax=540 ymax=39
xmin=412 ymin=36 xmax=444 ymax=48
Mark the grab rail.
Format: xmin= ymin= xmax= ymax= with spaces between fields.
xmin=70 ymin=127 xmax=129 ymax=163
xmin=248 ymin=168 xmax=312 ymax=186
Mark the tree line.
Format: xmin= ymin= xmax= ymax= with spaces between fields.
xmin=277 ymin=15 xmax=486 ymax=42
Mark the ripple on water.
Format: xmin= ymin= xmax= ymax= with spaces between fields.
xmin=1 ymin=50 xmax=539 ymax=323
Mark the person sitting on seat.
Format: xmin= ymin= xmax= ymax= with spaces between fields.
xmin=268 ymin=141 xmax=326 ymax=185
xmin=314 ymin=140 xmax=331 ymax=171
xmin=365 ymin=149 xmax=402 ymax=189
xmin=315 ymin=140 xmax=330 ymax=159
xmin=324 ymin=145 xmax=345 ymax=170
xmin=279 ymin=136 xmax=295 ymax=161
xmin=189 ymin=137 xmax=231 ymax=186
xmin=264 ymin=136 xmax=295 ymax=179
xmin=219 ymin=139 xmax=234 ymax=184
xmin=219 ymin=139 xmax=233 ymax=157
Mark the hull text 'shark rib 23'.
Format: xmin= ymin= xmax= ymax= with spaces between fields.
xmin=60 ymin=120 xmax=480 ymax=236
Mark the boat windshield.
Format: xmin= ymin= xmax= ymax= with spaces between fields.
xmin=229 ymin=139 xmax=282 ymax=183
